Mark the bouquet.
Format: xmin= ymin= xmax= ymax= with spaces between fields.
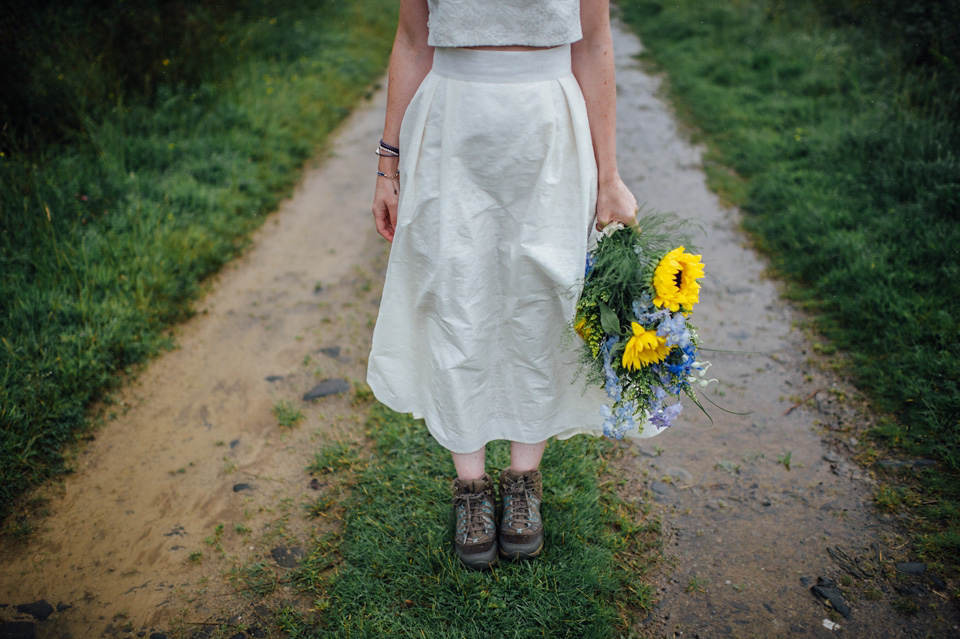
xmin=574 ymin=215 xmax=714 ymax=439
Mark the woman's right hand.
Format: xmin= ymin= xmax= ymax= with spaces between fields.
xmin=372 ymin=157 xmax=400 ymax=242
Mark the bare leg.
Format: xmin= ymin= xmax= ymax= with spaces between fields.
xmin=509 ymin=440 xmax=547 ymax=473
xmin=452 ymin=447 xmax=486 ymax=480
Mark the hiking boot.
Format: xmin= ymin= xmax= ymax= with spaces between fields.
xmin=498 ymin=468 xmax=544 ymax=560
xmin=452 ymin=474 xmax=498 ymax=570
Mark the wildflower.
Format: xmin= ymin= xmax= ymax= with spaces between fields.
xmin=601 ymin=399 xmax=637 ymax=439
xmin=650 ymin=402 xmax=683 ymax=430
xmin=622 ymin=322 xmax=671 ymax=370
xmin=601 ymin=336 xmax=622 ymax=402
xmin=653 ymin=247 xmax=705 ymax=312
xmin=574 ymin=315 xmax=593 ymax=342
xmin=657 ymin=312 xmax=691 ymax=349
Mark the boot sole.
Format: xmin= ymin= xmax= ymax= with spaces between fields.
xmin=499 ymin=535 xmax=543 ymax=561
xmin=458 ymin=543 xmax=499 ymax=570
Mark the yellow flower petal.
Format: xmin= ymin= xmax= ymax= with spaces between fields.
xmin=653 ymin=246 xmax=705 ymax=312
xmin=622 ymin=322 xmax=671 ymax=370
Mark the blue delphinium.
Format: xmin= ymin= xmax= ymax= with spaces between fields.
xmin=600 ymin=335 xmax=621 ymax=402
xmin=657 ymin=313 xmax=691 ymax=349
xmin=650 ymin=402 xmax=683 ymax=430
xmin=600 ymin=335 xmax=643 ymax=438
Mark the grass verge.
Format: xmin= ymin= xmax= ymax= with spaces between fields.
xmin=277 ymin=403 xmax=660 ymax=638
xmin=0 ymin=0 xmax=398 ymax=518
xmin=618 ymin=0 xmax=960 ymax=568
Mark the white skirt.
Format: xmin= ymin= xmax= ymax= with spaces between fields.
xmin=367 ymin=45 xmax=614 ymax=453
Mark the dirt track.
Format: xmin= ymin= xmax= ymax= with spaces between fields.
xmin=1 ymin=15 xmax=956 ymax=639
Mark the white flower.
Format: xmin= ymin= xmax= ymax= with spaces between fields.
xmin=601 ymin=221 xmax=626 ymax=237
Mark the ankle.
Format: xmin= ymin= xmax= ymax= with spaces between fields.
xmin=506 ymin=465 xmax=540 ymax=475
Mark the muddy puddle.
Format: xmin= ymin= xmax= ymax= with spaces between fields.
xmin=1 ymin=14 xmax=957 ymax=639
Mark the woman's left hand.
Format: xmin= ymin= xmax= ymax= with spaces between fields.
xmin=595 ymin=174 xmax=638 ymax=231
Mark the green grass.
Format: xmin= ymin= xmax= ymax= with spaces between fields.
xmin=278 ymin=404 xmax=659 ymax=638
xmin=273 ymin=401 xmax=305 ymax=429
xmin=618 ymin=0 xmax=960 ymax=567
xmin=0 ymin=0 xmax=398 ymax=517
xmin=306 ymin=441 xmax=360 ymax=475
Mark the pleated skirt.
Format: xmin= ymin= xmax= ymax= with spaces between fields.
xmin=367 ymin=45 xmax=614 ymax=453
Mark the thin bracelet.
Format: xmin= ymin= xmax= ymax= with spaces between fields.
xmin=375 ymin=147 xmax=399 ymax=157
xmin=377 ymin=170 xmax=400 ymax=179
xmin=379 ymin=139 xmax=400 ymax=154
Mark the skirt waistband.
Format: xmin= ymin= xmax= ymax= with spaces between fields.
xmin=431 ymin=45 xmax=572 ymax=83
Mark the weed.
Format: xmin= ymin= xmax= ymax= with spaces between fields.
xmin=777 ymin=452 xmax=793 ymax=471
xmin=204 ymin=523 xmax=225 ymax=555
xmin=863 ymin=584 xmax=883 ymax=601
xmin=7 ymin=519 xmax=34 ymax=539
xmin=187 ymin=551 xmax=203 ymax=564
xmin=685 ymin=574 xmax=708 ymax=594
xmin=306 ymin=442 xmax=358 ymax=475
xmin=272 ymin=400 xmax=304 ymax=429
xmin=892 ymin=597 xmax=920 ymax=616
xmin=230 ymin=561 xmax=280 ymax=598
xmin=233 ymin=523 xmax=252 ymax=535
xmin=715 ymin=460 xmax=740 ymax=474
xmin=305 ymin=495 xmax=336 ymax=520
xmin=352 ymin=383 xmax=374 ymax=406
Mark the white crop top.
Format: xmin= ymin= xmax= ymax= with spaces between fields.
xmin=427 ymin=0 xmax=582 ymax=48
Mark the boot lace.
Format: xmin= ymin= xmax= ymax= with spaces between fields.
xmin=503 ymin=478 xmax=536 ymax=529
xmin=454 ymin=490 xmax=494 ymax=542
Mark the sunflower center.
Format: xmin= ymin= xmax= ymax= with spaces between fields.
xmin=673 ymin=269 xmax=684 ymax=290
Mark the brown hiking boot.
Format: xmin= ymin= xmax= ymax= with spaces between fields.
xmin=498 ymin=468 xmax=544 ymax=560
xmin=452 ymin=474 xmax=498 ymax=570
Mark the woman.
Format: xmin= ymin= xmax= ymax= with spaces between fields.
xmin=368 ymin=0 xmax=638 ymax=570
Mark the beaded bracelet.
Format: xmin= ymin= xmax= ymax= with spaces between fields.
xmin=379 ymin=139 xmax=400 ymax=154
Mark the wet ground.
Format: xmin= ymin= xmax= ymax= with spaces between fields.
xmin=1 ymin=15 xmax=957 ymax=639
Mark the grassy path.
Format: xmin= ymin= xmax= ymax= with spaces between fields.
xmin=3 ymin=3 xmax=958 ymax=638
xmin=0 ymin=52 xmax=658 ymax=638
xmin=0 ymin=0 xmax=398 ymax=518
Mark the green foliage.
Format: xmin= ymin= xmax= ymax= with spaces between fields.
xmin=284 ymin=404 xmax=659 ymax=638
xmin=0 ymin=0 xmax=398 ymax=517
xmin=777 ymin=451 xmax=792 ymax=471
xmin=306 ymin=442 xmax=359 ymax=475
xmin=1 ymin=0 xmax=369 ymax=150
xmin=619 ymin=0 xmax=960 ymax=566
xmin=273 ymin=401 xmax=305 ymax=429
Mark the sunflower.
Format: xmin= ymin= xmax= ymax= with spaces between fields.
xmin=653 ymin=246 xmax=705 ymax=312
xmin=574 ymin=315 xmax=592 ymax=341
xmin=622 ymin=322 xmax=671 ymax=370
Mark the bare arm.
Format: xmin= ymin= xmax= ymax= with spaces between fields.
xmin=572 ymin=0 xmax=637 ymax=230
xmin=373 ymin=0 xmax=434 ymax=242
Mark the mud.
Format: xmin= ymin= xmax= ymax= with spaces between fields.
xmin=0 ymin=89 xmax=391 ymax=637
xmin=1 ymin=14 xmax=956 ymax=639
xmin=607 ymin=18 xmax=957 ymax=639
